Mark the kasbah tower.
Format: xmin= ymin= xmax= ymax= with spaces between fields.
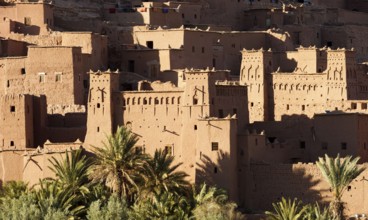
xmin=2 ymin=0 xmax=368 ymax=217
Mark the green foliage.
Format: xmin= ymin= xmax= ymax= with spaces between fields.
xmin=89 ymin=126 xmax=147 ymax=199
xmin=131 ymin=191 xmax=190 ymax=220
xmin=0 ymin=180 xmax=28 ymax=199
xmin=0 ymin=126 xmax=243 ymax=220
xmin=34 ymin=179 xmax=84 ymax=218
xmin=303 ymin=203 xmax=335 ymax=220
xmin=0 ymin=193 xmax=42 ymax=220
xmin=48 ymin=148 xmax=92 ymax=197
xmin=87 ymin=195 xmax=129 ymax=220
xmin=141 ymin=149 xmax=189 ymax=198
xmin=316 ymin=154 xmax=365 ymax=219
xmin=190 ymin=183 xmax=244 ymax=220
xmin=266 ymin=197 xmax=306 ymax=220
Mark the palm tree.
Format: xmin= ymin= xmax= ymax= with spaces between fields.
xmin=140 ymin=149 xmax=189 ymax=198
xmin=34 ymin=179 xmax=84 ymax=217
xmin=131 ymin=190 xmax=190 ymax=220
xmin=265 ymin=197 xmax=306 ymax=220
xmin=303 ymin=202 xmax=335 ymax=220
xmin=0 ymin=180 xmax=28 ymax=199
xmin=48 ymin=148 xmax=91 ymax=198
xmin=191 ymin=184 xmax=244 ymax=220
xmin=316 ymin=154 xmax=365 ymax=220
xmin=88 ymin=126 xmax=147 ymax=200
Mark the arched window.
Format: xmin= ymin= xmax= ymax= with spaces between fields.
xmin=177 ymin=97 xmax=181 ymax=105
xmin=149 ymin=97 xmax=152 ymax=105
xmin=132 ymin=98 xmax=135 ymax=105
xmin=166 ymin=97 xmax=169 ymax=104
xmin=143 ymin=98 xmax=147 ymax=105
xmin=172 ymin=97 xmax=175 ymax=104
xmin=137 ymin=97 xmax=141 ymax=105
xmin=127 ymin=98 xmax=130 ymax=105
xmin=155 ymin=97 xmax=159 ymax=105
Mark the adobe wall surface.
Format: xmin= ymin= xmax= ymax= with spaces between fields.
xmin=0 ymin=3 xmax=53 ymax=36
xmin=244 ymin=163 xmax=368 ymax=216
xmin=0 ymin=46 xmax=86 ymax=105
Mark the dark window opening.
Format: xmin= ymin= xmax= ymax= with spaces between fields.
xmin=233 ymin=108 xmax=237 ymax=115
xmin=97 ymin=103 xmax=101 ymax=108
xmin=97 ymin=127 xmax=100 ymax=132
xmin=300 ymin=141 xmax=306 ymax=149
xmin=341 ymin=142 xmax=347 ymax=150
xmin=267 ymin=137 xmax=276 ymax=143
xmin=218 ymin=109 xmax=224 ymax=118
xmin=128 ymin=60 xmax=135 ymax=72
xmin=10 ymin=141 xmax=14 ymax=146
xmin=327 ymin=41 xmax=333 ymax=47
xmin=146 ymin=41 xmax=154 ymax=49
xmin=193 ymin=98 xmax=198 ymax=105
xmin=192 ymin=46 xmax=195 ymax=53
xmin=10 ymin=106 xmax=15 ymax=112
xmin=135 ymin=146 xmax=143 ymax=154
xmin=83 ymin=80 xmax=88 ymax=89
xmin=194 ymin=125 xmax=197 ymax=130
xmin=214 ymin=167 xmax=218 ymax=173
xmin=164 ymin=145 xmax=173 ymax=156
xmin=302 ymin=105 xmax=305 ymax=111
xmin=7 ymin=80 xmax=9 ymax=88
xmin=21 ymin=68 xmax=26 ymax=75
xmin=322 ymin=142 xmax=328 ymax=150
xmin=212 ymin=58 xmax=216 ymax=68
xmin=212 ymin=142 xmax=219 ymax=151
xmin=201 ymin=47 xmax=205 ymax=53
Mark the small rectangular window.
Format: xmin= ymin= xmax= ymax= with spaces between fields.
xmin=24 ymin=17 xmax=31 ymax=26
xmin=21 ymin=68 xmax=26 ymax=75
xmin=351 ymin=103 xmax=357 ymax=110
xmin=300 ymin=141 xmax=306 ymax=149
xmin=362 ymin=103 xmax=367 ymax=110
xmin=164 ymin=145 xmax=173 ymax=156
xmin=38 ymin=73 xmax=45 ymax=83
xmin=218 ymin=109 xmax=224 ymax=118
xmin=201 ymin=47 xmax=205 ymax=53
xmin=341 ymin=142 xmax=347 ymax=150
xmin=83 ymin=80 xmax=88 ymax=88
xmin=55 ymin=73 xmax=62 ymax=82
xmin=135 ymin=146 xmax=143 ymax=154
xmin=211 ymin=142 xmax=219 ymax=151
xmin=322 ymin=142 xmax=328 ymax=150
xmin=146 ymin=41 xmax=153 ymax=49
xmin=10 ymin=106 xmax=15 ymax=112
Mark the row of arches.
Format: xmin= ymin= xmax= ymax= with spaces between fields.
xmin=273 ymin=83 xmax=319 ymax=91
xmin=124 ymin=96 xmax=181 ymax=106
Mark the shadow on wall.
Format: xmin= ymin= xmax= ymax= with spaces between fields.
xmin=14 ymin=21 xmax=41 ymax=35
xmin=245 ymin=163 xmax=329 ymax=212
xmin=195 ymin=150 xmax=232 ymax=189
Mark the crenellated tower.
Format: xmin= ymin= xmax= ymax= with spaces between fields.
xmin=240 ymin=49 xmax=274 ymax=122
xmin=84 ymin=70 xmax=120 ymax=149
